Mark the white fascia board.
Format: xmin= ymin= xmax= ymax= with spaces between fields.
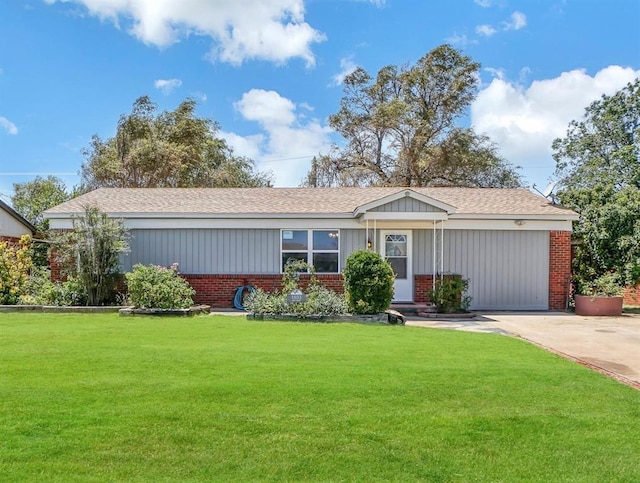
xmin=48 ymin=214 xmax=574 ymax=232
xmin=359 ymin=212 xmax=449 ymax=221
xmin=353 ymin=189 xmax=457 ymax=216
xmin=357 ymin=219 xmax=573 ymax=231
xmin=88 ymin=212 xmax=354 ymax=220
xmin=128 ymin=218 xmax=362 ymax=230
xmin=440 ymin=219 xmax=574 ymax=231
xmin=448 ymin=213 xmax=579 ymax=221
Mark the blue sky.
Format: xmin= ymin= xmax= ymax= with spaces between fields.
xmin=1 ymin=0 xmax=639 ymax=202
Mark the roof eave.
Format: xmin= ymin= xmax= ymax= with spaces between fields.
xmin=0 ymin=199 xmax=36 ymax=233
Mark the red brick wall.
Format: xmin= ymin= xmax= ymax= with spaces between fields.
xmin=549 ymin=231 xmax=572 ymax=311
xmin=175 ymin=273 xmax=461 ymax=308
xmin=623 ymin=285 xmax=640 ymax=306
xmin=182 ymin=273 xmax=344 ymax=307
xmin=0 ymin=236 xmax=23 ymax=243
xmin=414 ymin=274 xmax=461 ymax=304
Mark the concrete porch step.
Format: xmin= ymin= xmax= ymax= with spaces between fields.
xmin=390 ymin=303 xmax=436 ymax=315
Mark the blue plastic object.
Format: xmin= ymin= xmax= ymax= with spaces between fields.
xmin=233 ymin=284 xmax=256 ymax=310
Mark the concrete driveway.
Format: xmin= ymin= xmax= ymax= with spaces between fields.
xmin=407 ymin=312 xmax=640 ymax=389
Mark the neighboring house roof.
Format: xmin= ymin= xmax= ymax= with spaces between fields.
xmin=44 ymin=187 xmax=578 ymax=220
xmin=0 ymin=198 xmax=36 ymax=235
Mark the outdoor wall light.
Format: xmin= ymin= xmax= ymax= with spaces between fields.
xmin=367 ymin=238 xmax=373 ymax=249
xmin=514 ymin=219 xmax=526 ymax=226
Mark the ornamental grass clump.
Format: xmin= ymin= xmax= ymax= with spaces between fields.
xmin=125 ymin=263 xmax=195 ymax=309
xmin=343 ymin=249 xmax=395 ymax=314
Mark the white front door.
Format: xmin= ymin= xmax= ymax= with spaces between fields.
xmin=382 ymin=231 xmax=413 ymax=302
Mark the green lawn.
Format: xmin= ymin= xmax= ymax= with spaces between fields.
xmin=1 ymin=314 xmax=639 ymax=482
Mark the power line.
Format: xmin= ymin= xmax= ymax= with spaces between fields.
xmin=0 ymin=172 xmax=78 ymax=176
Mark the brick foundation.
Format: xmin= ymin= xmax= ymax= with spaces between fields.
xmin=182 ymin=274 xmax=345 ymax=308
xmin=0 ymin=236 xmax=23 ymax=244
xmin=549 ymin=231 xmax=572 ymax=311
xmin=623 ymin=285 xmax=640 ymax=306
xmin=414 ymin=274 xmax=461 ymax=304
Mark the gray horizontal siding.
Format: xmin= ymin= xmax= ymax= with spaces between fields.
xmin=371 ymin=198 xmax=443 ymax=213
xmin=122 ymin=229 xmax=280 ymax=274
xmin=414 ymin=229 xmax=549 ymax=310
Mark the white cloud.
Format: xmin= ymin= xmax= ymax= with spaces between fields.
xmin=476 ymin=24 xmax=496 ymax=37
xmin=44 ymin=0 xmax=325 ymax=66
xmin=192 ymin=91 xmax=207 ymax=102
xmin=471 ymin=65 xmax=640 ymax=184
xmin=220 ymin=131 xmax=264 ymax=161
xmin=474 ymin=0 xmax=493 ymax=7
xmin=503 ymin=11 xmax=527 ymax=31
xmin=485 ymin=67 xmax=505 ymax=80
xmin=154 ymin=78 xmax=182 ymax=95
xmin=0 ymin=116 xmax=18 ymax=135
xmin=331 ymin=56 xmax=358 ymax=86
xmin=235 ymin=89 xmax=297 ymax=126
xmin=227 ymin=89 xmax=333 ymax=186
xmin=446 ymin=33 xmax=476 ymax=47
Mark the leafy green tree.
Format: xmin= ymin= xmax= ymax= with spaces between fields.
xmin=53 ymin=206 xmax=129 ymax=306
xmin=303 ymin=45 xmax=522 ymax=188
xmin=553 ymin=79 xmax=640 ymax=290
xmin=12 ymin=176 xmax=76 ymax=266
xmin=11 ymin=176 xmax=72 ymax=233
xmin=81 ymin=96 xmax=272 ymax=189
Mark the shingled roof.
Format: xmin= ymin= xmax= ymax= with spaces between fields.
xmin=44 ymin=187 xmax=577 ymax=219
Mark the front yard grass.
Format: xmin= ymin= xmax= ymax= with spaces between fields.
xmin=1 ymin=313 xmax=639 ymax=482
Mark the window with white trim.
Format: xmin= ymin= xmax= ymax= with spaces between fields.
xmin=281 ymin=229 xmax=340 ymax=273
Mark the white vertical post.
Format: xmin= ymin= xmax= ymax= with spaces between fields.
xmin=432 ymin=221 xmax=436 ymax=290
xmin=366 ymin=219 xmax=369 ymax=249
xmin=440 ymin=221 xmax=444 ymax=280
xmin=374 ymin=219 xmax=377 ymax=252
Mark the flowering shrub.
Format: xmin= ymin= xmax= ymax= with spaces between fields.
xmin=125 ymin=263 xmax=195 ymax=309
xmin=0 ymin=235 xmax=33 ymax=305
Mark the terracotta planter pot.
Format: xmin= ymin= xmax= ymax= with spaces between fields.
xmin=574 ymin=295 xmax=623 ymax=316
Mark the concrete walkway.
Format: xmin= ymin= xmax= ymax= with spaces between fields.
xmin=407 ymin=312 xmax=640 ymax=389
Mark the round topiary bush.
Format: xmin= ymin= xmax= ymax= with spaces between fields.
xmin=343 ymin=249 xmax=395 ymax=314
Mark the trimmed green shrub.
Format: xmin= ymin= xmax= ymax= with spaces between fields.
xmin=125 ymin=264 xmax=195 ymax=309
xmin=244 ymin=288 xmax=288 ymax=316
xmin=0 ymin=235 xmax=33 ymax=305
xmin=244 ymin=285 xmax=348 ymax=318
xmin=244 ymin=259 xmax=348 ymax=318
xmin=430 ymin=276 xmax=472 ymax=313
xmin=304 ymin=284 xmax=348 ymax=316
xmin=21 ymin=267 xmax=89 ymax=306
xmin=343 ymin=249 xmax=395 ymax=314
